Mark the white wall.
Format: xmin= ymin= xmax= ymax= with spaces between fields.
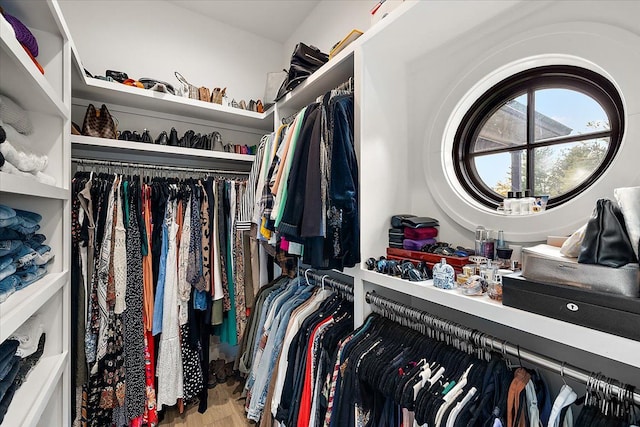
xmin=58 ymin=0 xmax=284 ymax=104
xmin=403 ymin=1 xmax=640 ymax=249
xmin=282 ymin=0 xmax=375 ymax=67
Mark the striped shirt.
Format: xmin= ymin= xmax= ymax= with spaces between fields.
xmin=236 ymin=135 xmax=268 ymax=231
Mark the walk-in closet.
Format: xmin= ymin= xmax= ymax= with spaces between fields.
xmin=1 ymin=1 xmax=639 ymax=426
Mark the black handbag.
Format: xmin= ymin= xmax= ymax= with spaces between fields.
xmin=275 ymin=43 xmax=329 ymax=101
xmin=578 ymin=198 xmax=638 ymax=267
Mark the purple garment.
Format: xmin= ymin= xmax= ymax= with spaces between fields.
xmin=402 ymin=238 xmax=436 ymax=251
xmin=2 ymin=11 xmax=38 ymax=57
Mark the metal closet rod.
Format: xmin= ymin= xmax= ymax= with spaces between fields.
xmin=72 ymin=157 xmax=249 ymax=176
xmin=365 ymin=291 xmax=640 ymax=405
xmin=299 ymin=267 xmax=354 ymax=297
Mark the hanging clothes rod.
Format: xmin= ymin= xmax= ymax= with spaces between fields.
xmin=72 ymin=157 xmax=249 ymax=176
xmin=365 ymin=291 xmax=640 ymax=405
xmin=281 ymin=77 xmax=355 ymax=125
xmin=299 ymin=267 xmax=354 ymax=299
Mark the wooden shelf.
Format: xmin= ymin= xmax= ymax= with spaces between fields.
xmin=0 ymin=15 xmax=69 ymax=119
xmin=0 ymin=172 xmax=68 ymax=199
xmin=1 ymin=352 xmax=67 ymax=427
xmin=71 ymin=67 xmax=273 ymax=131
xmin=0 ymin=271 xmax=68 ymax=343
xmin=360 ymin=268 xmax=640 ymax=368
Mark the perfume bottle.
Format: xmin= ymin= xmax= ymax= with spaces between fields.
xmin=503 ymin=191 xmax=515 ymax=215
xmin=433 ymin=258 xmax=455 ymax=289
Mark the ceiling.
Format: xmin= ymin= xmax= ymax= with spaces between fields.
xmin=168 ymin=0 xmax=320 ymax=44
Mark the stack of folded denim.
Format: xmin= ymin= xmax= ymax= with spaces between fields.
xmin=0 ymin=316 xmax=46 ymax=423
xmin=0 ymin=94 xmax=55 ymax=186
xmin=0 ymin=205 xmax=53 ymax=303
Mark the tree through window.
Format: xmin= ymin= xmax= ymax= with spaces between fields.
xmin=454 ymin=65 xmax=624 ymax=210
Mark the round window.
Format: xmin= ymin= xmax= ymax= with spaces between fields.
xmin=453 ymin=65 xmax=624 ymax=210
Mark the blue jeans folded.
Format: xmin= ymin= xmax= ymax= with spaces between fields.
xmin=0 ymin=340 xmax=19 ymax=369
xmin=0 ymin=381 xmax=17 ymax=424
xmin=32 ymin=245 xmax=53 ymax=266
xmin=0 ymin=217 xmax=17 ymax=228
xmin=13 ymin=245 xmax=36 ymax=268
xmin=0 ymin=205 xmax=16 ymax=228
xmin=15 ymin=266 xmax=46 ymax=290
xmin=0 ymin=228 xmax=22 ymax=241
xmin=13 ymin=209 xmax=41 ymax=226
xmin=0 ymin=275 xmax=19 ymax=303
xmin=0 ymin=264 xmax=16 ymax=282
xmin=0 ymin=353 xmax=18 ymax=383
xmin=8 ymin=223 xmax=40 ymax=235
xmin=0 ymin=357 xmax=20 ymax=402
xmin=0 ymin=255 xmax=12 ymax=271
xmin=0 ymin=240 xmax=22 ymax=257
xmin=23 ymin=234 xmax=47 ymax=249
xmin=0 ymin=205 xmax=15 ymax=221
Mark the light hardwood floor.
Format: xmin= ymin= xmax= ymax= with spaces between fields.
xmin=161 ymin=378 xmax=252 ymax=426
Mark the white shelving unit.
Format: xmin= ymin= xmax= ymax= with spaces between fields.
xmin=359 ymin=269 xmax=640 ymax=368
xmin=70 ymin=51 xmax=274 ymax=132
xmin=0 ymin=0 xmax=71 ymax=425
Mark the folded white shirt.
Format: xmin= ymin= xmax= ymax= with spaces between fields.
xmin=1 ymin=158 xmax=56 ymax=185
xmin=0 ymin=121 xmax=48 ymax=172
xmin=9 ymin=315 xmax=44 ymax=358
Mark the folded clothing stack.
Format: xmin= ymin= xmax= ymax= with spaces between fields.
xmin=403 ymin=226 xmax=438 ymax=250
xmin=0 ymin=316 xmax=46 ymax=423
xmin=388 ymin=214 xmax=415 ymax=249
xmin=389 ymin=214 xmax=440 ymax=250
xmin=0 ymin=205 xmax=53 ymax=303
xmin=0 ymin=95 xmax=55 ymax=185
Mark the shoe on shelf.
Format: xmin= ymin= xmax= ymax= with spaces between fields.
xmin=256 ymin=100 xmax=264 ymax=113
xmin=168 ymin=127 xmax=179 ymax=146
xmin=248 ymin=100 xmax=257 ymax=112
xmin=155 ymin=131 xmax=169 ymax=145
xmin=141 ymin=129 xmax=153 ymax=143
xmin=230 ymin=98 xmax=239 ymax=109
xmin=238 ymin=100 xmax=247 ymax=110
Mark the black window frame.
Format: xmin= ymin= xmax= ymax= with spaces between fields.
xmin=453 ymin=65 xmax=624 ymax=210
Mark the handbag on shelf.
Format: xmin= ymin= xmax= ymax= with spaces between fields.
xmin=175 ymin=71 xmax=199 ymax=99
xmin=210 ymin=88 xmax=226 ymax=104
xmin=275 ymin=43 xmax=329 ymax=101
xmin=82 ymin=104 xmax=117 ymax=139
xmin=578 ymin=198 xmax=638 ymax=268
xmin=209 ymin=131 xmax=223 ymax=151
xmin=199 ymin=87 xmax=211 ymax=103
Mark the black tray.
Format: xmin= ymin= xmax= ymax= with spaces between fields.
xmin=502 ymin=275 xmax=640 ymax=341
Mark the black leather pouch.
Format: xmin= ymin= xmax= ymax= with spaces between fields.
xmin=578 ymin=199 xmax=637 ymax=267
xmin=401 ymin=216 xmax=439 ymax=229
xmin=391 ymin=214 xmax=416 ymax=228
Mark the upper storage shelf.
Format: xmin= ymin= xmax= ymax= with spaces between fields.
xmin=0 ymin=3 xmax=69 ymax=118
xmin=71 ymin=50 xmax=274 ymax=132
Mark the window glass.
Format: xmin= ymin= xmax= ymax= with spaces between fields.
xmin=534 ymin=88 xmax=609 ymax=141
xmin=474 ymin=151 xmax=527 ymax=197
xmin=533 ymin=138 xmax=609 ymax=197
xmin=472 ymin=94 xmax=527 ymax=153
